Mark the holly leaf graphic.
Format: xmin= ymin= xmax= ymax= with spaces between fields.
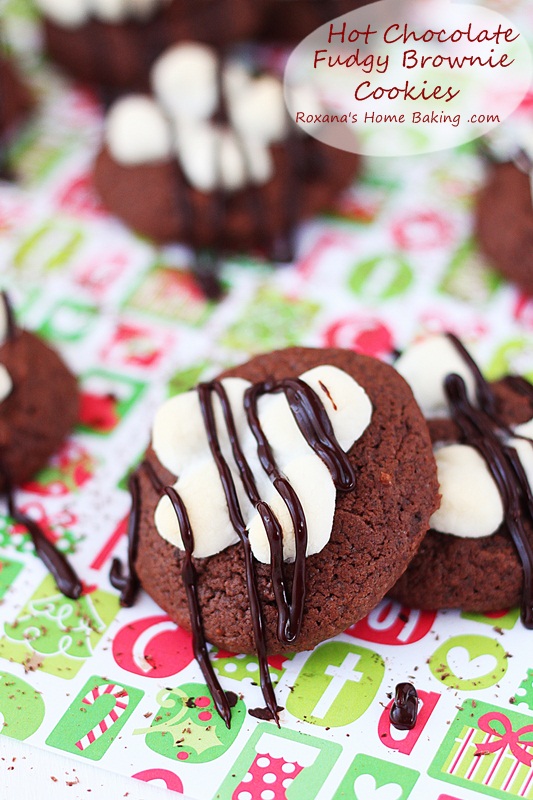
xmin=179 ymin=717 xmax=223 ymax=755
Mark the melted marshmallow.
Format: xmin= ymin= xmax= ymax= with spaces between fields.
xmin=105 ymin=42 xmax=290 ymax=192
xmin=0 ymin=296 xmax=12 ymax=403
xmin=36 ymin=0 xmax=168 ymax=27
xmin=105 ymin=96 xmax=172 ymax=165
xmin=395 ymin=335 xmax=477 ymax=417
xmin=430 ymin=444 xmax=504 ymax=538
xmin=0 ymin=365 xmax=12 ymax=404
xmin=152 ymin=365 xmax=372 ymax=563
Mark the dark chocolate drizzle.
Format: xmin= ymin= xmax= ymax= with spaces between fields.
xmin=445 ymin=334 xmax=533 ymax=628
xmin=115 ymin=372 xmax=355 ymax=726
xmin=0 ymin=462 xmax=82 ymax=599
xmin=110 ymin=472 xmax=141 ymax=607
xmin=1 ymin=291 xmax=17 ymax=342
xmin=390 ymin=682 xmax=418 ymax=731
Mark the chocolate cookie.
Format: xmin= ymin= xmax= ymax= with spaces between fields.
xmin=0 ymin=293 xmax=82 ymax=598
xmin=114 ymin=346 xmax=439 ymax=722
xmin=0 ymin=55 xmax=32 ymax=144
xmin=37 ymin=0 xmax=265 ymax=90
xmin=475 ymin=146 xmax=533 ymax=296
xmin=262 ymin=0 xmax=371 ymax=42
xmin=391 ymin=334 xmax=533 ymax=625
xmin=93 ymin=43 xmax=359 ymax=285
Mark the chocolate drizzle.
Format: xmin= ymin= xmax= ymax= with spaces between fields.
xmin=390 ymin=683 xmax=418 ymax=731
xmin=445 ymin=334 xmax=533 ymax=627
xmin=115 ymin=373 xmax=356 ymax=726
xmin=1 ymin=291 xmax=17 ymax=342
xmin=0 ymin=462 xmax=82 ymax=599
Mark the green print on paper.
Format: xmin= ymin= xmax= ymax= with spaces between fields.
xmin=0 ymin=671 xmax=45 ymax=740
xmin=124 ymin=261 xmax=215 ymax=327
xmin=14 ymin=220 xmax=84 ymax=277
xmin=47 ymin=676 xmax=143 ymax=761
xmin=0 ymin=557 xmax=24 ymax=598
xmin=332 ymin=754 xmax=420 ymax=800
xmin=461 ymin=608 xmax=520 ymax=631
xmin=0 ymin=512 xmax=82 ymax=556
xmin=429 ymin=699 xmax=533 ymax=799
xmin=429 ymin=634 xmax=508 ymax=690
xmin=285 ymin=642 xmax=385 ymax=727
xmin=485 ymin=338 xmax=533 ymax=384
xmin=77 ymin=369 xmax=147 ymax=436
xmin=513 ymin=669 xmax=533 ymax=712
xmin=38 ymin=299 xmax=98 ymax=343
xmin=222 ymin=287 xmax=320 ymax=352
xmin=0 ymin=575 xmax=119 ymax=678
xmin=348 ymin=254 xmax=413 ymax=300
xmin=213 ymin=650 xmax=294 ymax=685
xmin=438 ymin=239 xmax=502 ymax=304
xmin=215 ymin=724 xmax=342 ymax=800
xmin=167 ymin=361 xmax=212 ymax=398
xmin=134 ymin=682 xmax=245 ymax=763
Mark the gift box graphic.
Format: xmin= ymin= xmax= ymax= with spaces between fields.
xmin=429 ymin=699 xmax=533 ymax=798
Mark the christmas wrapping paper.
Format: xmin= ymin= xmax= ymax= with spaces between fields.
xmin=2 ymin=1 xmax=533 ymax=798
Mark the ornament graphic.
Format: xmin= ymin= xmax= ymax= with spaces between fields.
xmin=430 ymin=699 xmax=533 ymax=798
xmin=285 ymin=641 xmax=384 ymax=727
xmin=0 ymin=671 xmax=45 ymax=740
xmin=46 ymin=676 xmax=143 ymax=761
xmin=429 ymin=635 xmax=508 ymax=691
xmin=74 ymin=683 xmax=130 ymax=751
xmin=217 ymin=724 xmax=341 ymax=800
xmin=347 ymin=599 xmax=435 ymax=645
xmin=0 ymin=576 xmax=119 ymax=678
xmin=112 ymin=615 xmax=194 ymax=678
xmin=333 ymin=754 xmax=420 ymax=800
xmin=134 ymin=682 xmax=245 ymax=764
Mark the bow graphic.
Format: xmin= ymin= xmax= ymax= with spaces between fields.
xmin=475 ymin=712 xmax=533 ymax=766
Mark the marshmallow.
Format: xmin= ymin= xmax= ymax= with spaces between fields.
xmin=152 ymin=43 xmax=218 ymax=122
xmin=230 ymin=75 xmax=287 ymax=143
xmin=395 ymin=335 xmax=478 ymax=416
xmin=105 ymin=95 xmax=172 ymax=165
xmin=36 ymin=0 xmax=167 ymax=26
xmin=0 ymin=365 xmax=12 ymax=404
xmin=430 ymin=444 xmax=504 ymax=538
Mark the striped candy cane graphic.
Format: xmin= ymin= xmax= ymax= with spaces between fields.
xmin=75 ymin=683 xmax=130 ymax=751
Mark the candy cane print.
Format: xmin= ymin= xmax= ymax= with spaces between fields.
xmin=75 ymin=683 xmax=130 ymax=751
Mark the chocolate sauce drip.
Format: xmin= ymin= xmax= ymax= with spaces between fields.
xmin=444 ymin=373 xmax=533 ymax=628
xmin=110 ymin=472 xmax=141 ymax=607
xmin=164 ymin=484 xmax=233 ymax=728
xmin=0 ymin=463 xmax=82 ymax=599
xmin=114 ymin=458 xmax=238 ymax=727
xmin=111 ymin=459 xmax=164 ymax=606
xmin=1 ymin=291 xmax=17 ymax=341
xmin=446 ymin=333 xmax=495 ymax=413
xmin=390 ymin=683 xmax=418 ymax=731
xmin=248 ymin=704 xmax=284 ymax=722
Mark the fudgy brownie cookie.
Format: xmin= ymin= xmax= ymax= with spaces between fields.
xmin=0 ymin=292 xmax=82 ymax=598
xmin=391 ymin=334 xmax=533 ymax=625
xmin=37 ymin=0 xmax=265 ymax=90
xmin=94 ymin=43 xmax=359 ymax=272
xmin=113 ymin=346 xmax=439 ymax=722
xmin=0 ymin=55 xmax=32 ymax=142
xmin=475 ymin=140 xmax=533 ymax=296
xmin=0 ymin=294 xmax=79 ymax=488
xmin=262 ymin=0 xmax=371 ymax=42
